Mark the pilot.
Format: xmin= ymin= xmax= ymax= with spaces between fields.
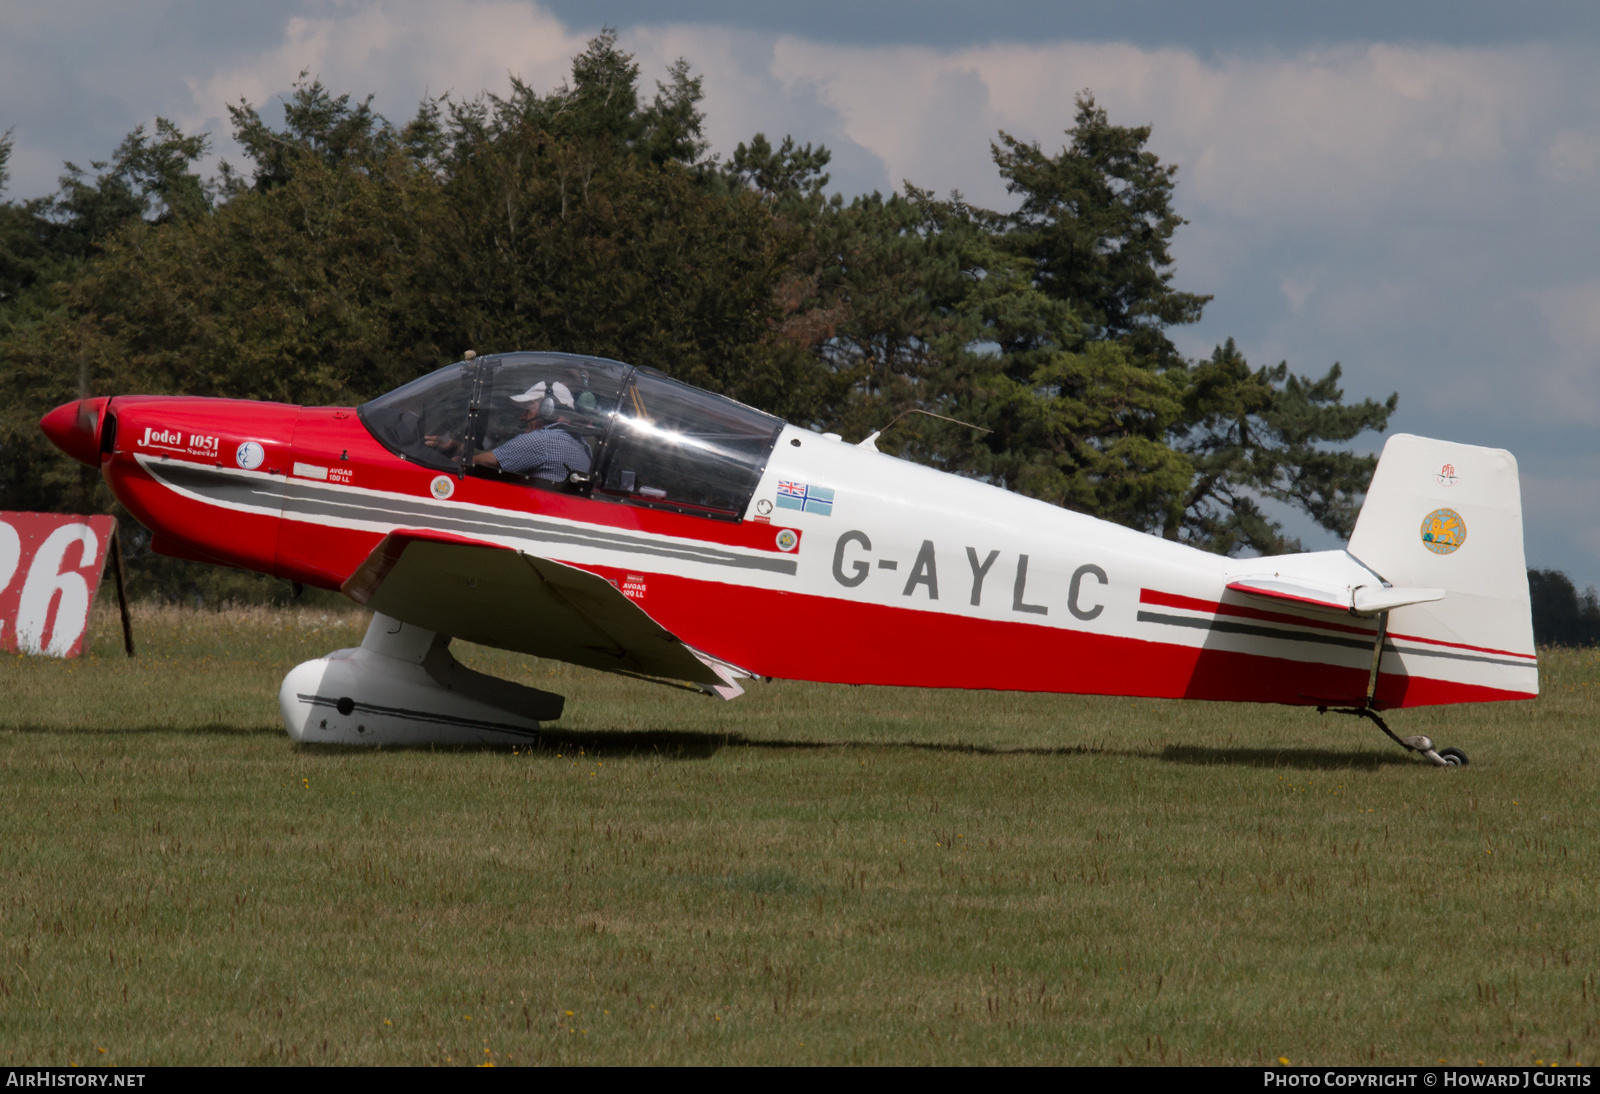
xmin=428 ymin=381 xmax=593 ymax=482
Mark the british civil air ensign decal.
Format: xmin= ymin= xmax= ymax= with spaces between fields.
xmin=776 ymin=481 xmax=834 ymax=516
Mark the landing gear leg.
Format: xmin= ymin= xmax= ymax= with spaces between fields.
xmin=1315 ymin=608 xmax=1468 ymax=767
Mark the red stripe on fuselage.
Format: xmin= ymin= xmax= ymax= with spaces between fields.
xmin=1381 ymin=630 xmax=1537 ymax=661
xmin=1142 ymin=587 xmax=1377 ymax=638
xmin=579 ymin=566 xmax=1531 ymax=709
xmin=1140 ymin=587 xmax=1534 ymax=661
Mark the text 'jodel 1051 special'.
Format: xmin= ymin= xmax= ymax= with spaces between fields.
xmin=40 ymin=351 xmax=1537 ymax=765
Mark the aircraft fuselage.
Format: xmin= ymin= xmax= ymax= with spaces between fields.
xmin=41 ymin=384 xmax=1537 ymax=710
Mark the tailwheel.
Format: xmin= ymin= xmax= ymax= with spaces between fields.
xmin=1318 ymin=705 xmax=1468 ymax=768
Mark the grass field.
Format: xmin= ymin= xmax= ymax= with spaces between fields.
xmin=1 ymin=603 xmax=1597 ymax=1066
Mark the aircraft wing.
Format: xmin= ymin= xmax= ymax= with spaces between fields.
xmin=341 ymin=530 xmax=740 ymax=694
xmin=1225 ymin=577 xmax=1445 ymax=617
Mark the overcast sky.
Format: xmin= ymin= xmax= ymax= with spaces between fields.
xmin=3 ymin=1 xmax=1599 ymax=582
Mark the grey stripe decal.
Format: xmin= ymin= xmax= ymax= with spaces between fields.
xmin=1139 ymin=610 xmax=1376 ymax=653
xmin=297 ymin=693 xmax=541 ymax=738
xmin=151 ymin=462 xmax=287 ymax=509
xmin=150 ymin=460 xmax=797 ymax=575
xmin=1137 ymin=610 xmax=1532 ymax=669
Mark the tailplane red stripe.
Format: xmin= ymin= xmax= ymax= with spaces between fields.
xmin=1384 ymin=630 xmax=1537 ymax=660
xmin=1142 ymin=587 xmax=1535 ymax=662
xmin=1141 ymin=587 xmax=1376 ymax=638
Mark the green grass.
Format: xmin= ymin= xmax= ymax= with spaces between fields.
xmin=2 ymin=603 xmax=1597 ymax=1065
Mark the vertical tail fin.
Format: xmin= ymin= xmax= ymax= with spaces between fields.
xmin=1347 ymin=434 xmax=1537 ymax=703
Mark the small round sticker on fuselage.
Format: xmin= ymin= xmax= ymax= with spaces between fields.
xmin=775 ymin=528 xmax=798 ymax=552
xmin=430 ymin=475 xmax=455 ymax=501
xmin=1421 ymin=508 xmax=1466 ymax=554
xmin=235 ymin=441 xmax=265 ymax=470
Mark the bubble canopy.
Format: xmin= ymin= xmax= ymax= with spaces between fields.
xmin=358 ymin=352 xmax=785 ymax=520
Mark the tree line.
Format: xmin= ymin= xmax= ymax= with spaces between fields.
xmin=0 ymin=32 xmax=1399 ymax=602
xmin=1527 ymin=569 xmax=1600 ymax=648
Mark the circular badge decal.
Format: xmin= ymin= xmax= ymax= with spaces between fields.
xmin=235 ymin=441 xmax=265 ymax=470
xmin=775 ymin=528 xmax=798 ymax=552
xmin=1420 ymin=509 xmax=1466 ymax=554
xmin=430 ymin=475 xmax=456 ymax=501
xmin=1435 ymin=462 xmax=1458 ymax=488
xmin=756 ymin=498 xmax=773 ymax=515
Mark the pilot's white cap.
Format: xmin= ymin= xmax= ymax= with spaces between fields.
xmin=509 ymin=380 xmax=575 ymax=409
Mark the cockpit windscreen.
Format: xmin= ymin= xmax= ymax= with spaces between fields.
xmin=356 ymin=362 xmax=473 ymax=472
xmin=360 ymin=353 xmax=783 ymax=520
xmin=598 ymin=367 xmax=782 ymax=518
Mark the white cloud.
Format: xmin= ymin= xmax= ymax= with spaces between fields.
xmin=181 ymin=0 xmax=587 ymax=160
xmin=758 ymin=39 xmax=1574 ymax=222
xmin=621 ymin=24 xmax=892 ymax=194
xmin=770 ymin=40 xmax=1013 ymax=201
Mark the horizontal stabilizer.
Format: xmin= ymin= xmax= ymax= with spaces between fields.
xmin=1225 ymin=578 xmax=1347 ymax=611
xmin=1350 ymin=585 xmax=1445 ymax=615
xmin=1226 ymin=577 xmax=1444 ymax=617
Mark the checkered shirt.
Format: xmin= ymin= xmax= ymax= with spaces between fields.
xmin=492 ymin=427 xmax=593 ymax=481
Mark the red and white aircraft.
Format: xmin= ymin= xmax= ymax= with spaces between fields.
xmin=41 ymin=352 xmax=1535 ymax=764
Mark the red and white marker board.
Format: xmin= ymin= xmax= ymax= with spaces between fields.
xmin=0 ymin=512 xmax=116 ymax=658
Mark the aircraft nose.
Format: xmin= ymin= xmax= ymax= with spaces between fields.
xmin=39 ymin=397 xmax=110 ymax=467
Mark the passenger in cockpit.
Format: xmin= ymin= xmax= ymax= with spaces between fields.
xmin=427 ymin=381 xmax=593 ymax=483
